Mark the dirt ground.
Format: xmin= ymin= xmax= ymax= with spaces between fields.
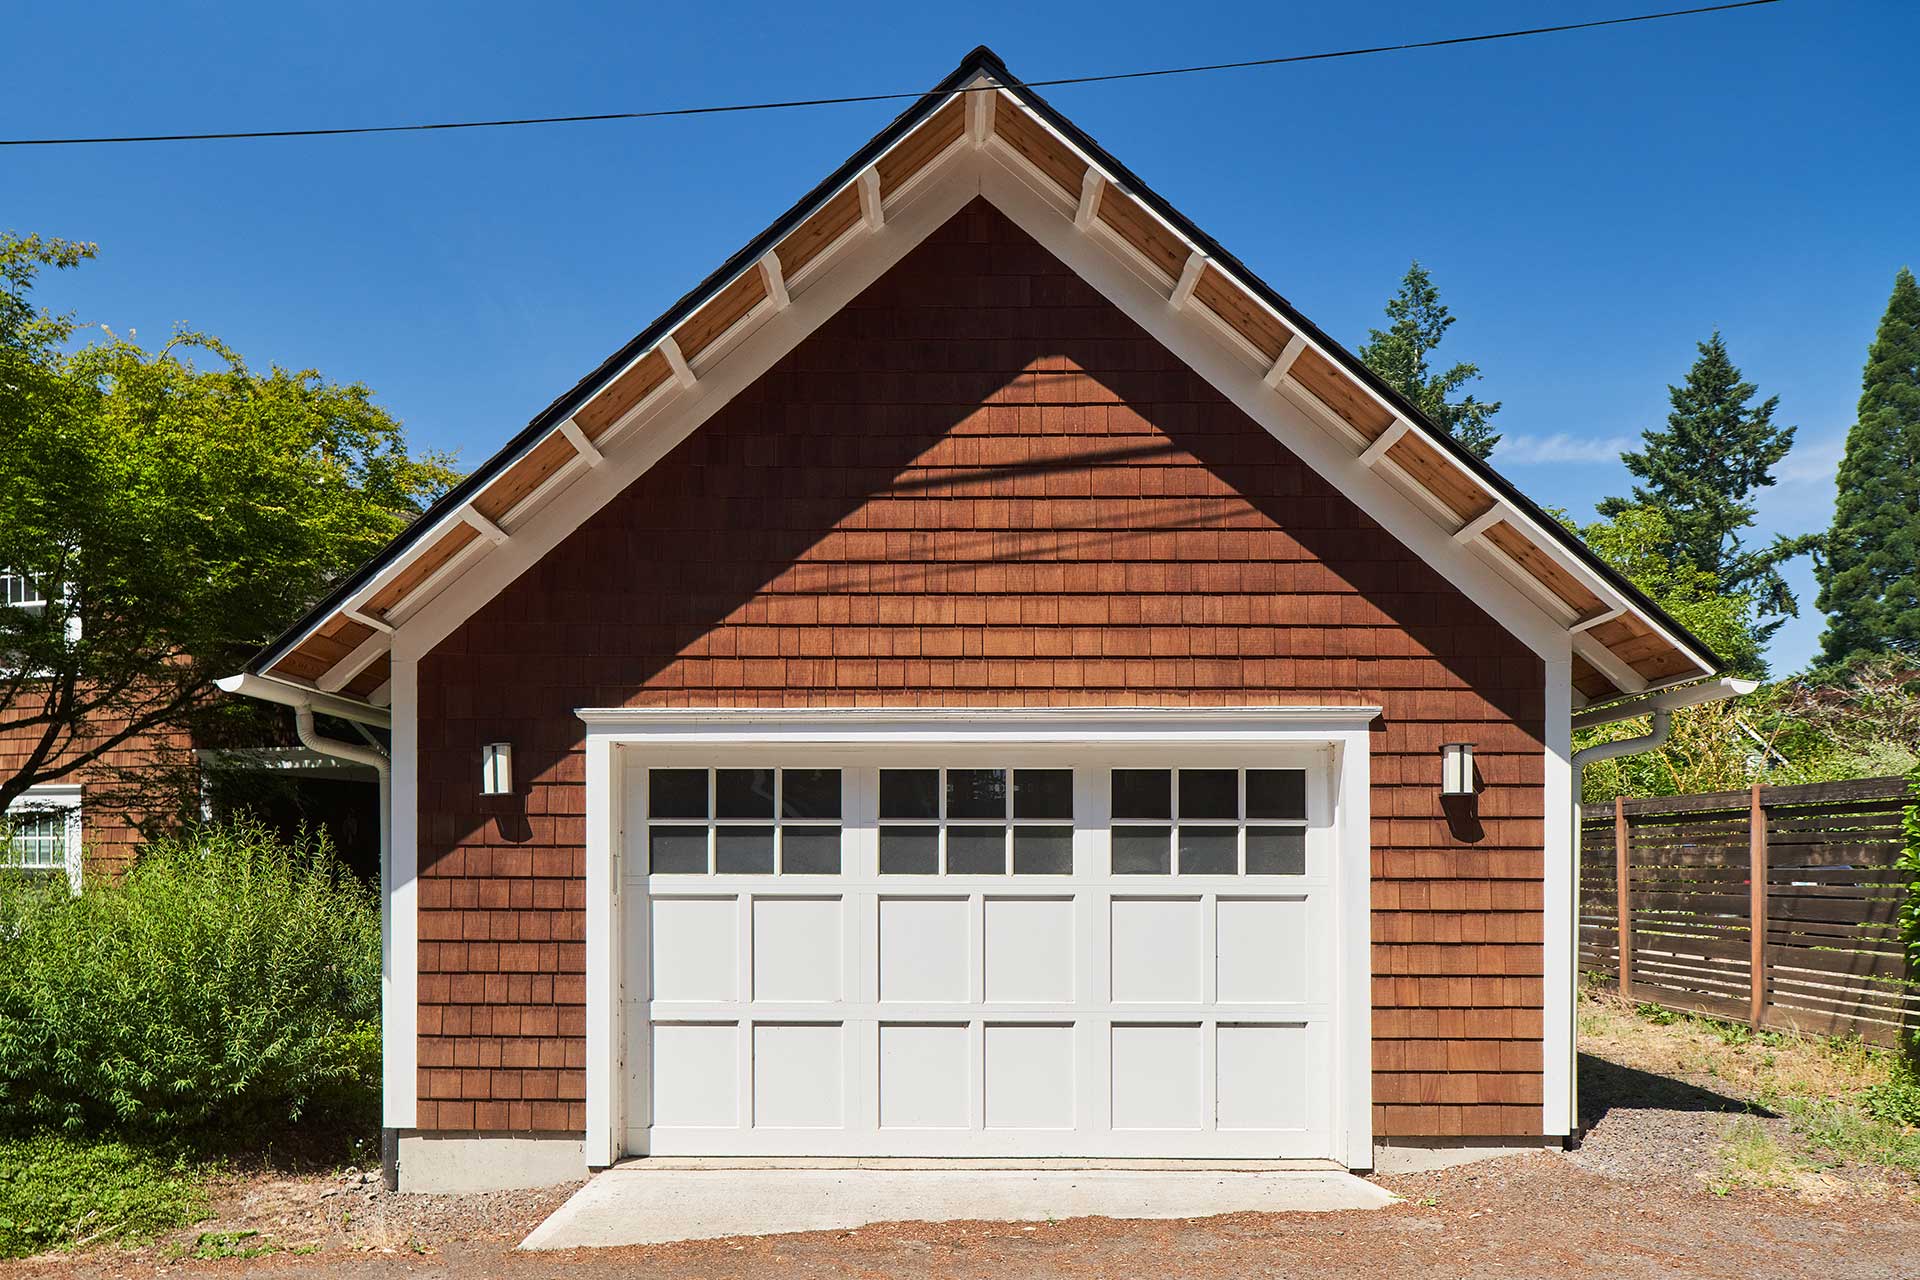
xmin=9 ymin=996 xmax=1920 ymax=1279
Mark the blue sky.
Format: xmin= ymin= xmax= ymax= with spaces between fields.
xmin=5 ymin=1 xmax=1913 ymax=674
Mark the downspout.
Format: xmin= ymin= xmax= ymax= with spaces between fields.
xmin=1562 ymin=676 xmax=1755 ymax=1138
xmin=216 ymin=672 xmax=395 ymax=1188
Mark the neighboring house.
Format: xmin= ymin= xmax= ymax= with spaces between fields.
xmin=0 ymin=570 xmax=381 ymax=887
xmin=232 ymin=48 xmax=1741 ymax=1193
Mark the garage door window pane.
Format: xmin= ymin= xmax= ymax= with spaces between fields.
xmin=1178 ymin=769 xmax=1238 ymax=820
xmin=1111 ymin=769 xmax=1170 ymax=820
xmin=1246 ymin=770 xmax=1306 ymax=821
xmin=879 ymin=825 xmax=939 ymax=874
xmin=1247 ymin=827 xmax=1306 ymax=876
xmin=716 ymin=769 xmax=775 ymax=819
xmin=650 ymin=769 xmax=709 ymax=819
xmin=1013 ymin=770 xmax=1073 ymax=820
xmin=1178 ymin=828 xmax=1237 ymax=875
xmin=1012 ymin=826 xmax=1072 ymax=875
xmin=946 ymin=769 xmax=1007 ymax=820
xmin=880 ymin=769 xmax=939 ymax=819
xmin=946 ymin=825 xmax=1007 ymax=874
xmin=1112 ymin=826 xmax=1171 ymax=874
xmin=650 ymin=825 xmax=709 ymax=873
xmin=782 ymin=826 xmax=841 ymax=874
xmin=782 ymin=769 xmax=842 ymax=819
xmin=715 ymin=825 xmax=775 ymax=874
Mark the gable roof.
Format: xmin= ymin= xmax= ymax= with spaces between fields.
xmin=247 ymin=45 xmax=1720 ymax=709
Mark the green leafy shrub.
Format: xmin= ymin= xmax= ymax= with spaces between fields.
xmin=0 ymin=1133 xmax=207 ymax=1257
xmin=0 ymin=820 xmax=379 ymax=1140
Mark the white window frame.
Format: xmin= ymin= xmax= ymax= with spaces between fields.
xmin=3 ymin=784 xmax=82 ymax=892
xmin=577 ymin=705 xmax=1378 ymax=1170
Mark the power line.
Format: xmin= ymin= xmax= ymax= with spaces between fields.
xmin=1 ymin=1 xmax=1782 ymax=148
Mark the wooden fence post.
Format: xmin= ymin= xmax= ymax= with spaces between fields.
xmin=1615 ymin=795 xmax=1632 ymax=1000
xmin=1750 ymin=784 xmax=1767 ymax=1030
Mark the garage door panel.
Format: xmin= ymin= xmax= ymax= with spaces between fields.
xmin=1217 ymin=1022 xmax=1324 ymax=1132
xmin=877 ymin=896 xmax=970 ymax=1003
xmin=651 ymin=1022 xmax=739 ymax=1128
xmin=879 ymin=1023 xmax=971 ymax=1130
xmin=983 ymin=1022 xmax=1076 ymax=1130
xmin=649 ymin=896 xmax=739 ymax=1003
xmin=1111 ymin=1023 xmax=1204 ymax=1130
xmin=1215 ymin=896 xmax=1313 ymax=1006
xmin=1110 ymin=897 xmax=1204 ymax=1004
xmin=753 ymin=1022 xmax=844 ymax=1128
xmin=983 ymin=896 xmax=1075 ymax=1003
xmin=752 ymin=897 xmax=843 ymax=1003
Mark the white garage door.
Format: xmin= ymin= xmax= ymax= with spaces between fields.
xmin=622 ymin=750 xmax=1338 ymax=1159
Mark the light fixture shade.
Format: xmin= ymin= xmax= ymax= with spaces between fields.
xmin=1441 ymin=742 xmax=1475 ymax=797
xmin=481 ymin=742 xmax=514 ymax=796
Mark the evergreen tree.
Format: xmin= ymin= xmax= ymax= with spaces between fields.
xmin=1359 ymin=261 xmax=1501 ymax=460
xmin=1816 ymin=268 xmax=1920 ymax=665
xmin=1598 ymin=332 xmax=1813 ymax=663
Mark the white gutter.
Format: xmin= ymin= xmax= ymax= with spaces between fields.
xmin=1571 ymin=676 xmax=1758 ymax=732
xmin=214 ymin=671 xmax=391 ymax=729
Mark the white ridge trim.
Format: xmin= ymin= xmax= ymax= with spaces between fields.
xmin=1264 ymin=333 xmax=1307 ymax=388
xmin=1357 ymin=418 xmax=1411 ymax=467
xmin=967 ymin=84 xmax=997 ymax=144
xmin=660 ymin=335 xmax=697 ymax=390
xmin=558 ymin=417 xmax=603 ymax=467
xmin=758 ymin=251 xmax=789 ymax=311
xmin=857 ymin=167 xmax=884 ymax=230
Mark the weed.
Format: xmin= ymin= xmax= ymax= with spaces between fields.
xmin=183 ymin=1230 xmax=275 ymax=1260
xmin=0 ymin=1134 xmax=208 ymax=1259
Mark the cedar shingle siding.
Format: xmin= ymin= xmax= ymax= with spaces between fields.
xmin=415 ymin=200 xmax=1546 ymax=1138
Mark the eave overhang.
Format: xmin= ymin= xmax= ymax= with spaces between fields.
xmin=245 ymin=45 xmax=1722 ymax=709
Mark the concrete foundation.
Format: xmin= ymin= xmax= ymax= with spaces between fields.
xmin=1370 ymin=1137 xmax=1562 ymax=1175
xmin=395 ymin=1132 xmax=587 ymax=1194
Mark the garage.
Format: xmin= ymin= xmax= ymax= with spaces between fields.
xmin=602 ymin=714 xmax=1373 ymax=1164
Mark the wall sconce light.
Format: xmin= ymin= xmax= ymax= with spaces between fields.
xmin=1441 ymin=742 xmax=1476 ymax=797
xmin=481 ymin=742 xmax=514 ymax=796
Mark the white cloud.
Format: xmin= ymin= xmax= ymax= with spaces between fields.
xmin=1493 ymin=432 xmax=1637 ymax=466
xmin=1775 ymin=434 xmax=1845 ymax=486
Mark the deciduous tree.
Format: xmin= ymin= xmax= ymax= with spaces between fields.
xmin=0 ymin=232 xmax=456 ymax=815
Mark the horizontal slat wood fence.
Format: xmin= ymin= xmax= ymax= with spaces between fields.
xmin=1580 ymin=776 xmax=1919 ymax=1046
